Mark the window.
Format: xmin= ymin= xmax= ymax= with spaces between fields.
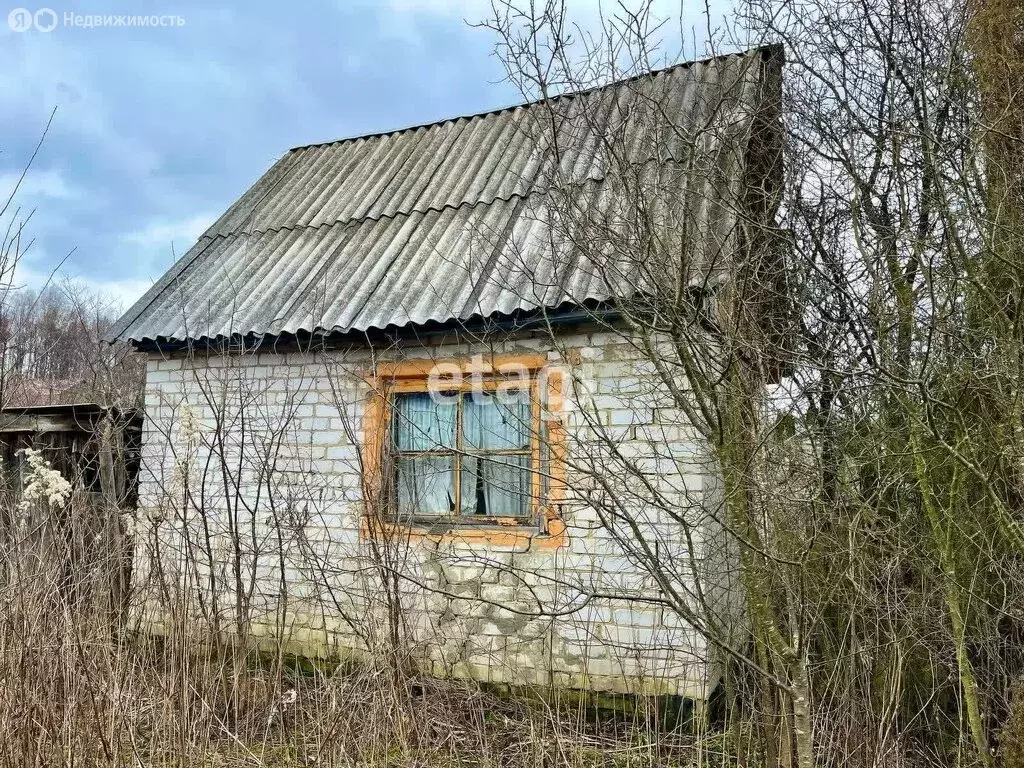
xmin=392 ymin=390 xmax=532 ymax=520
xmin=362 ymin=354 xmax=567 ymax=545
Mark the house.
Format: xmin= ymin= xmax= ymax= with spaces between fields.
xmin=109 ymin=46 xmax=783 ymax=703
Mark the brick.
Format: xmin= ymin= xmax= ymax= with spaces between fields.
xmin=480 ymin=585 xmax=516 ymax=604
xmin=325 ymin=446 xmax=353 ymax=461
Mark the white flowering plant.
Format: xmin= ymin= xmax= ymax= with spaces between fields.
xmin=18 ymin=447 xmax=73 ymax=512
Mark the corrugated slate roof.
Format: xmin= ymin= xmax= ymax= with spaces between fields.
xmin=111 ymin=45 xmax=781 ymax=345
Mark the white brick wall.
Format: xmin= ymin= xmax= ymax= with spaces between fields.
xmin=133 ymin=328 xmax=724 ymax=699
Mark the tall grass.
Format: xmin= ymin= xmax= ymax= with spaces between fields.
xmin=0 ymin=500 xmax=709 ymax=768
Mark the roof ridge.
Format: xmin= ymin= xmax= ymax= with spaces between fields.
xmin=285 ymin=45 xmax=775 ymax=154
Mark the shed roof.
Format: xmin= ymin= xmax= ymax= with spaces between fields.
xmin=0 ymin=403 xmax=143 ymax=434
xmin=110 ymin=45 xmax=782 ymax=346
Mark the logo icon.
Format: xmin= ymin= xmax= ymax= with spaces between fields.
xmin=8 ymin=7 xmax=32 ymax=31
xmin=33 ymin=7 xmax=56 ymax=31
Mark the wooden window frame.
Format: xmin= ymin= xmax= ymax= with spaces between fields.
xmin=362 ymin=353 xmax=567 ymax=548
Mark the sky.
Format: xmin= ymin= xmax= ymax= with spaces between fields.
xmin=0 ymin=0 xmax=735 ymax=313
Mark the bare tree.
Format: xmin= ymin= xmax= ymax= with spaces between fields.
xmin=478 ymin=0 xmax=1024 ymax=765
xmin=0 ymin=282 xmax=144 ymax=408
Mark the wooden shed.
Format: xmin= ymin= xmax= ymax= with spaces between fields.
xmin=0 ymin=403 xmax=143 ymax=514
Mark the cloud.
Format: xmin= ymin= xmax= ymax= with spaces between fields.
xmin=113 ymin=213 xmax=218 ymax=291
xmin=120 ymin=213 xmax=215 ymax=253
xmin=361 ymin=0 xmax=735 ymax=70
xmin=13 ymin=263 xmax=152 ymax=312
xmin=76 ymin=276 xmax=154 ymax=311
xmin=378 ymin=0 xmax=665 ymax=16
xmin=374 ymin=0 xmax=726 ymax=30
xmin=0 ymin=169 xmax=82 ymax=202
xmin=384 ymin=0 xmax=491 ymax=12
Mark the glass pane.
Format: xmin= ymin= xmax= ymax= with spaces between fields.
xmin=392 ymin=392 xmax=456 ymax=451
xmin=396 ymin=455 xmax=455 ymax=517
xmin=460 ymin=454 xmax=530 ymax=517
xmin=463 ymin=391 xmax=530 ymax=450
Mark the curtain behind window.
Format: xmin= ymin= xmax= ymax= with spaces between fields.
xmin=394 ymin=393 xmax=456 ymax=516
xmin=462 ymin=393 xmax=530 ymax=516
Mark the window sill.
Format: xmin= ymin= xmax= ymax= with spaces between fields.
xmin=362 ymin=514 xmax=567 ymax=549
